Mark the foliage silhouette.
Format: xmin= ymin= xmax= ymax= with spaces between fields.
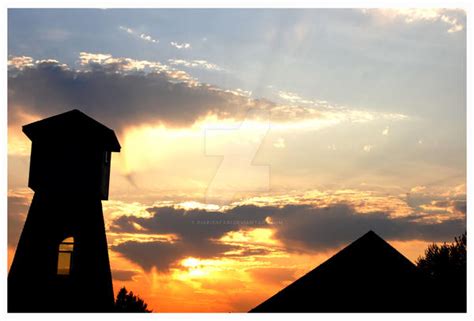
xmin=114 ymin=287 xmax=152 ymax=312
xmin=416 ymin=232 xmax=466 ymax=312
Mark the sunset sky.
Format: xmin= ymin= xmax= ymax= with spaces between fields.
xmin=7 ymin=8 xmax=466 ymax=312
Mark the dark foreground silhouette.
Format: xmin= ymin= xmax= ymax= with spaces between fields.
xmin=416 ymin=233 xmax=466 ymax=312
xmin=8 ymin=110 xmax=121 ymax=312
xmin=250 ymin=231 xmax=466 ymax=313
xmin=114 ymin=287 xmax=152 ymax=312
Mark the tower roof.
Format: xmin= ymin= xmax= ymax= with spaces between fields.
xmin=23 ymin=109 xmax=121 ymax=152
xmin=250 ymin=230 xmax=431 ymax=312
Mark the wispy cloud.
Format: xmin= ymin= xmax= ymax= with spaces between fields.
xmin=119 ymin=25 xmax=133 ymax=34
xmin=278 ymin=91 xmax=314 ymax=105
xmin=139 ymin=33 xmax=158 ymax=43
xmin=168 ymin=59 xmax=222 ymax=71
xmin=363 ymin=8 xmax=465 ymax=33
xmin=276 ymin=90 xmax=331 ymax=108
xmin=219 ymin=88 xmax=252 ymax=97
xmin=170 ymin=41 xmax=191 ymax=49
xmin=119 ymin=25 xmax=159 ymax=43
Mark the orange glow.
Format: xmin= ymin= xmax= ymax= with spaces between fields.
xmin=219 ymin=228 xmax=280 ymax=246
xmin=108 ymin=248 xmax=339 ymax=312
xmin=8 ymin=247 xmax=16 ymax=271
xmin=181 ymin=257 xmax=201 ymax=268
xmin=7 ymin=183 xmax=455 ymax=312
xmin=388 ymin=239 xmax=440 ymax=263
xmin=8 ymin=110 xmax=42 ymax=156
xmin=106 ymin=238 xmax=434 ymax=312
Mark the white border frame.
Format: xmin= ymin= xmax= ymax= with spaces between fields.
xmin=1 ymin=1 xmax=472 ymax=321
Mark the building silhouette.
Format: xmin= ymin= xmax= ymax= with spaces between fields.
xmin=8 ymin=109 xmax=121 ymax=312
xmin=250 ymin=231 xmax=439 ymax=312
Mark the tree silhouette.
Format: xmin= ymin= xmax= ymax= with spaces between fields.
xmin=416 ymin=232 xmax=466 ymax=312
xmin=114 ymin=287 xmax=152 ymax=312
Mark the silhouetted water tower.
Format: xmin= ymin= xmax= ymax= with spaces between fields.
xmin=8 ymin=109 xmax=121 ymax=312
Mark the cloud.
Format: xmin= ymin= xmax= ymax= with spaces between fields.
xmin=222 ymin=88 xmax=252 ymax=97
xmin=110 ymin=203 xmax=465 ymax=272
xmin=170 ymin=41 xmax=191 ymax=49
xmin=234 ymin=189 xmax=416 ymax=218
xmin=168 ymin=59 xmax=222 ymax=71
xmin=410 ymin=185 xmax=426 ymax=193
xmin=109 ymin=205 xmax=277 ymax=271
xmin=112 ymin=238 xmax=235 ymax=272
xmin=119 ymin=26 xmax=133 ymax=34
xmin=278 ymin=91 xmax=314 ymax=105
xmin=139 ymin=33 xmax=158 ymax=43
xmin=382 ymin=126 xmax=389 ymax=136
xmin=112 ymin=269 xmax=141 ymax=281
xmin=7 ymin=56 xmax=34 ymax=70
xmin=7 ymin=54 xmax=259 ymax=131
xmin=9 ymin=184 xmax=465 ymax=275
xmin=363 ymin=8 xmax=465 ymax=33
xmin=119 ymin=26 xmax=159 ymax=43
xmin=453 ymin=200 xmax=466 ymax=214
xmin=78 ymin=52 xmax=169 ymax=74
xmin=417 ymin=200 xmax=466 ymax=222
xmin=8 ymin=53 xmax=408 ymax=135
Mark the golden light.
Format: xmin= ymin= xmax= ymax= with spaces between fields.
xmin=176 ymin=201 xmax=220 ymax=211
xmin=181 ymin=257 xmax=201 ymax=268
xmin=220 ymin=228 xmax=280 ymax=247
xmin=7 ymin=109 xmax=43 ymax=156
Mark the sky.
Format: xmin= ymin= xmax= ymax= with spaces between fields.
xmin=7 ymin=8 xmax=467 ymax=312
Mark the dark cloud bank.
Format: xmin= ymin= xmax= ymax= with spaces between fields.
xmin=110 ymin=204 xmax=465 ymax=272
xmin=8 ymin=60 xmax=272 ymax=132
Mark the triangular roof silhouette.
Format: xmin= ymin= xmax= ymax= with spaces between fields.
xmin=23 ymin=109 xmax=121 ymax=151
xmin=250 ymin=230 xmax=434 ymax=312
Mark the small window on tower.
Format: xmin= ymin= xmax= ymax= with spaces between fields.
xmin=57 ymin=237 xmax=74 ymax=276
